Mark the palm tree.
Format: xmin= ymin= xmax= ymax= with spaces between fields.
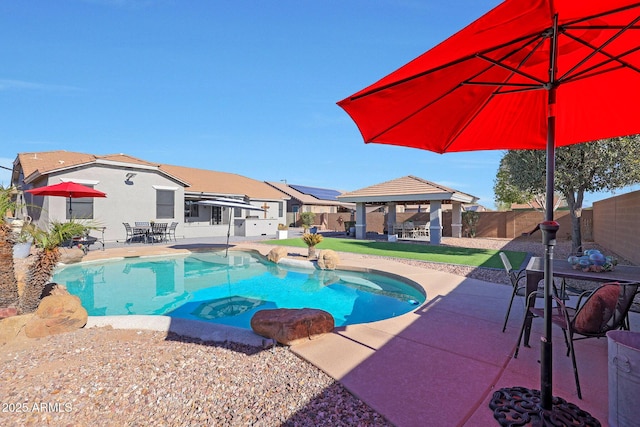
xmin=302 ymin=232 xmax=323 ymax=259
xmin=19 ymin=220 xmax=88 ymax=313
xmin=0 ymin=185 xmax=19 ymax=308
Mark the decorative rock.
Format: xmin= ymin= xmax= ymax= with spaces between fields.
xmin=24 ymin=294 xmax=88 ymax=338
xmin=0 ymin=314 xmax=33 ymax=343
xmin=59 ymin=247 xmax=85 ymax=264
xmin=317 ymin=249 xmax=340 ymax=270
xmin=251 ymin=308 xmax=334 ymax=346
xmin=267 ymin=247 xmax=288 ymax=263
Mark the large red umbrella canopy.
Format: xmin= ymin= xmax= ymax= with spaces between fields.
xmin=26 ymin=181 xmax=106 ymax=216
xmin=26 ymin=181 xmax=107 ymax=199
xmin=338 ymin=0 xmax=640 ymax=153
xmin=338 ymin=0 xmax=640 ymax=422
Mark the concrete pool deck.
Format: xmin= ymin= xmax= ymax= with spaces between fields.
xmin=78 ymin=237 xmax=625 ymax=426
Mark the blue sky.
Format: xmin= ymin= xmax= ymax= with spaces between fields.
xmin=0 ymin=0 xmax=634 ymax=208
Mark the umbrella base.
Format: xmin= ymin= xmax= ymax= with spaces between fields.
xmin=489 ymin=387 xmax=600 ymax=426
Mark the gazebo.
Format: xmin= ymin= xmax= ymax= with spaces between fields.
xmin=337 ymin=176 xmax=478 ymax=244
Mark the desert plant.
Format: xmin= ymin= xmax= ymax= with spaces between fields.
xmin=0 ymin=185 xmax=20 ymax=308
xmin=302 ymin=232 xmax=323 ymax=259
xmin=462 ymin=211 xmax=480 ymax=238
xmin=19 ymin=219 xmax=90 ymax=313
xmin=277 ymin=223 xmax=288 ymax=230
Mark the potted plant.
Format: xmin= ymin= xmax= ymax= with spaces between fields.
xmin=302 ymin=232 xmax=323 ymax=259
xmin=12 ymin=227 xmax=34 ymax=259
xmin=277 ymin=223 xmax=289 ymax=239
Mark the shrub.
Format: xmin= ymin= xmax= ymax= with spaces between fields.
xmin=302 ymin=232 xmax=323 ymax=247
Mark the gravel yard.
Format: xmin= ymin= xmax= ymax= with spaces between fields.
xmin=1 ymin=236 xmax=633 ymax=426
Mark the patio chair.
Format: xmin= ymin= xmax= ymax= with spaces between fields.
xmin=151 ymin=222 xmax=168 ymax=243
xmin=411 ymin=222 xmax=429 ymax=238
xmin=515 ymin=281 xmax=639 ymax=399
xmin=500 ymin=252 xmax=539 ymax=332
xmin=123 ymin=222 xmax=145 ymax=244
xmin=167 ymin=222 xmax=178 ymax=241
xmin=500 ymin=252 xmax=571 ymax=332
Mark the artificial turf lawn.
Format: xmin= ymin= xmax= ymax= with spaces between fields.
xmin=266 ymin=237 xmax=527 ymax=269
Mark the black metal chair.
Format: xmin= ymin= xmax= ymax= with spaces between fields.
xmin=515 ymin=281 xmax=639 ymax=399
xmin=500 ymin=252 xmax=543 ymax=332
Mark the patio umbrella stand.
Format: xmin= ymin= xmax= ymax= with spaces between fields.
xmin=338 ymin=1 xmax=640 ymax=424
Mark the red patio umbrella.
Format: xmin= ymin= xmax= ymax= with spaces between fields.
xmin=26 ymin=181 xmax=107 ymax=217
xmin=338 ymin=0 xmax=640 ymax=424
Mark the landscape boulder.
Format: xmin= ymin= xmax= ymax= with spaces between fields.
xmin=59 ymin=247 xmax=85 ymax=264
xmin=251 ymin=308 xmax=334 ymax=346
xmin=267 ymin=247 xmax=288 ymax=263
xmin=0 ymin=314 xmax=33 ymax=344
xmin=317 ymin=249 xmax=340 ymax=270
xmin=24 ymin=294 xmax=88 ymax=338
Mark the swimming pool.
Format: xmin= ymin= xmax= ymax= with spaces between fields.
xmin=54 ymin=251 xmax=426 ymax=329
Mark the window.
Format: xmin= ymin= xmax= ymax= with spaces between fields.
xmin=212 ymin=206 xmax=222 ymax=224
xmin=234 ymin=207 xmax=242 ymax=217
xmin=67 ymin=196 xmax=94 ymax=220
xmin=156 ymin=190 xmax=175 ymax=219
xmin=185 ymin=201 xmax=199 ymax=218
xmin=278 ymin=201 xmax=283 ymax=217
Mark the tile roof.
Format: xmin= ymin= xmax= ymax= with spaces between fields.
xmin=158 ymin=164 xmax=286 ymax=200
xmin=15 ymin=151 xmax=287 ymax=200
xmin=337 ymin=175 xmax=478 ymax=204
xmin=17 ymin=151 xmax=160 ymax=183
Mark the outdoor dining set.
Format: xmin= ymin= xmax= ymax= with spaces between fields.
xmin=122 ymin=221 xmax=178 ymax=244
xmin=392 ymin=221 xmax=429 ymax=239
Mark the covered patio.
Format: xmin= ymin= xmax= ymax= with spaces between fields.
xmin=337 ymin=176 xmax=478 ymax=244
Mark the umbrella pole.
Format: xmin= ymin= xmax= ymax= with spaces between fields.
xmin=491 ymin=15 xmax=599 ymax=425
xmin=225 ymin=207 xmax=232 ymax=257
xmin=540 ymin=15 xmax=561 ymax=411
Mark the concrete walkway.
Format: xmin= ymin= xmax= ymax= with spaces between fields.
xmin=79 ymin=235 xmax=627 ymax=426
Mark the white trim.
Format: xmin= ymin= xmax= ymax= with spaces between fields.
xmin=59 ymin=178 xmax=100 ymax=185
xmin=152 ymin=185 xmax=180 ymax=191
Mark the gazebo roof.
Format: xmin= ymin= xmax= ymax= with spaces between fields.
xmin=337 ymin=175 xmax=478 ymax=205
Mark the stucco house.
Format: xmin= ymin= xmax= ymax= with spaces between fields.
xmin=11 ymin=151 xmax=289 ymax=242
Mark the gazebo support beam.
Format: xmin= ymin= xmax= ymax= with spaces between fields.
xmin=355 ymin=202 xmax=367 ymax=239
xmin=430 ymin=201 xmax=442 ymax=245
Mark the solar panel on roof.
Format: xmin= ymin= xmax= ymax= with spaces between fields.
xmin=289 ymin=184 xmax=341 ymax=201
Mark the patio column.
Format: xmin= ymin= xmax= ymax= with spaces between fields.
xmin=355 ymin=202 xmax=367 ymax=239
xmin=387 ymin=202 xmax=397 ymax=235
xmin=451 ymin=202 xmax=462 ymax=238
xmin=429 ymin=200 xmax=442 ymax=245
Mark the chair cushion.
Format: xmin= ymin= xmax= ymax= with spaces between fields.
xmin=573 ymin=284 xmax=619 ymax=334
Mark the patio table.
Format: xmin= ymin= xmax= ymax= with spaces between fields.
xmin=522 ymin=256 xmax=640 ymax=346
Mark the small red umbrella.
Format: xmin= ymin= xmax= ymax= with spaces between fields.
xmin=338 ymin=0 xmax=640 ymax=423
xmin=26 ymin=181 xmax=106 ymax=216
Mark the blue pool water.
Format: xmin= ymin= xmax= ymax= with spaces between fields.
xmin=54 ymin=251 xmax=425 ymax=329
